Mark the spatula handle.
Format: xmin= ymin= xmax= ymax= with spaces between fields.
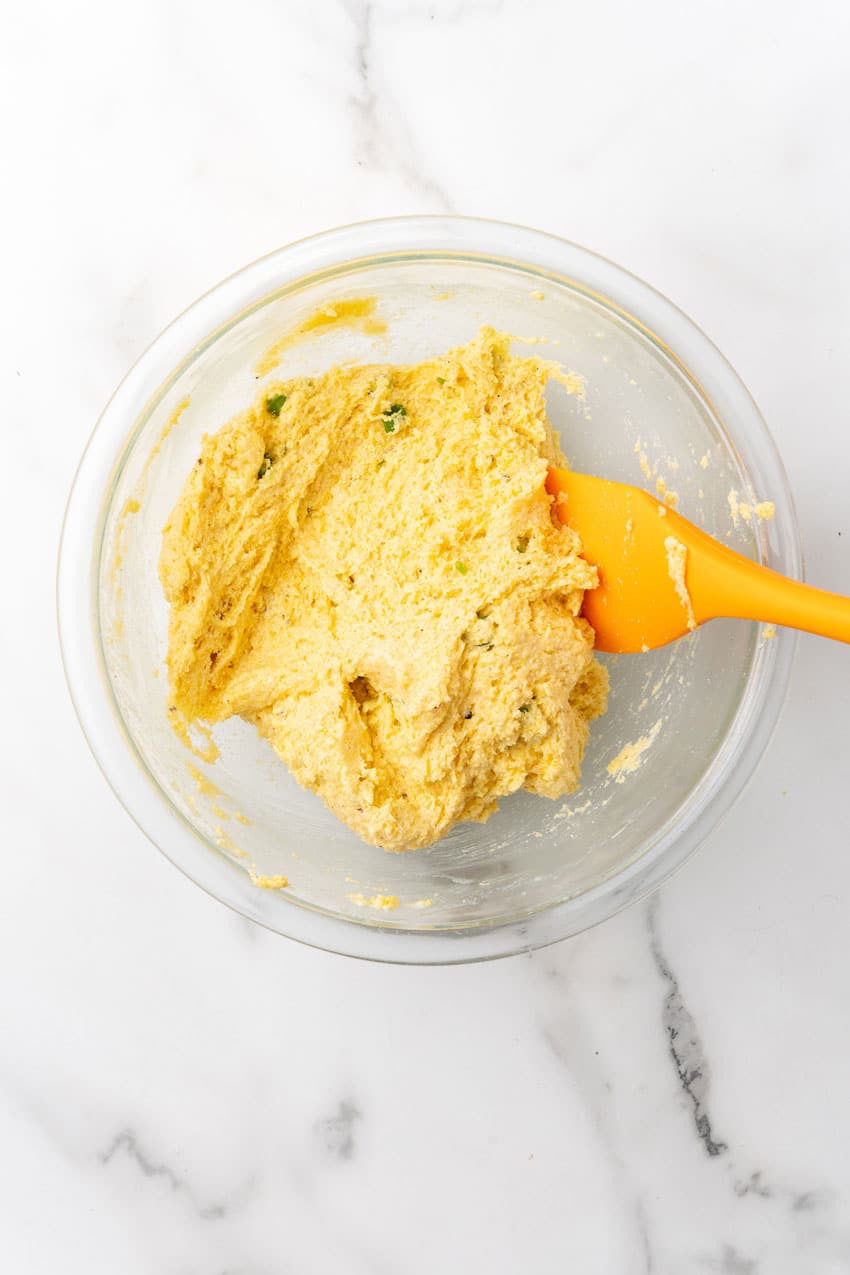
xmin=696 ymin=548 xmax=850 ymax=643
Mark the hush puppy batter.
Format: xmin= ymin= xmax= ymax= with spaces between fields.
xmin=160 ymin=329 xmax=607 ymax=850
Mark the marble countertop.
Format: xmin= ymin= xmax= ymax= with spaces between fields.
xmin=4 ymin=1 xmax=850 ymax=1270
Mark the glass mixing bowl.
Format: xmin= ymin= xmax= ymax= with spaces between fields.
xmin=58 ymin=217 xmax=800 ymax=963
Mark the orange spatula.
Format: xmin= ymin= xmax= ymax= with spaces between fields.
xmin=546 ymin=468 xmax=850 ymax=653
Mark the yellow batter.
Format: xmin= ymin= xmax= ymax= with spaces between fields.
xmin=160 ymin=328 xmax=608 ymax=851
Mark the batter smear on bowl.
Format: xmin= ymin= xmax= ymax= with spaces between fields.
xmin=160 ymin=329 xmax=608 ymax=851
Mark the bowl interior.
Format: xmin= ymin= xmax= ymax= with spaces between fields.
xmin=100 ymin=254 xmax=771 ymax=933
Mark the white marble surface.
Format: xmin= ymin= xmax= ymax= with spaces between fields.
xmin=3 ymin=0 xmax=850 ymax=1270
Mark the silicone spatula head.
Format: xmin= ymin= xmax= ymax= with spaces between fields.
xmin=546 ymin=468 xmax=850 ymax=653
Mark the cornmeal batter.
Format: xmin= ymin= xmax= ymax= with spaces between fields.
xmin=160 ymin=329 xmax=608 ymax=850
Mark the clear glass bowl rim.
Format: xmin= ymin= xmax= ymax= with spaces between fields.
xmin=57 ymin=215 xmax=801 ymax=964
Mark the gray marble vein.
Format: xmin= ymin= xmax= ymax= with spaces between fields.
xmin=733 ymin=1170 xmax=771 ymax=1199
xmin=314 ymin=1098 xmax=362 ymax=1160
xmin=730 ymin=1168 xmax=831 ymax=1215
xmin=699 ymin=1245 xmax=757 ymax=1274
xmin=648 ymin=898 xmax=728 ymax=1158
xmin=540 ymin=1020 xmax=654 ymax=1274
xmin=346 ymin=0 xmax=379 ymax=168
xmin=342 ymin=0 xmax=453 ymax=208
xmin=100 ymin=1128 xmax=229 ymax=1220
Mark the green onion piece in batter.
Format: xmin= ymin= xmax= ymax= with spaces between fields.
xmin=382 ymin=403 xmax=407 ymax=432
